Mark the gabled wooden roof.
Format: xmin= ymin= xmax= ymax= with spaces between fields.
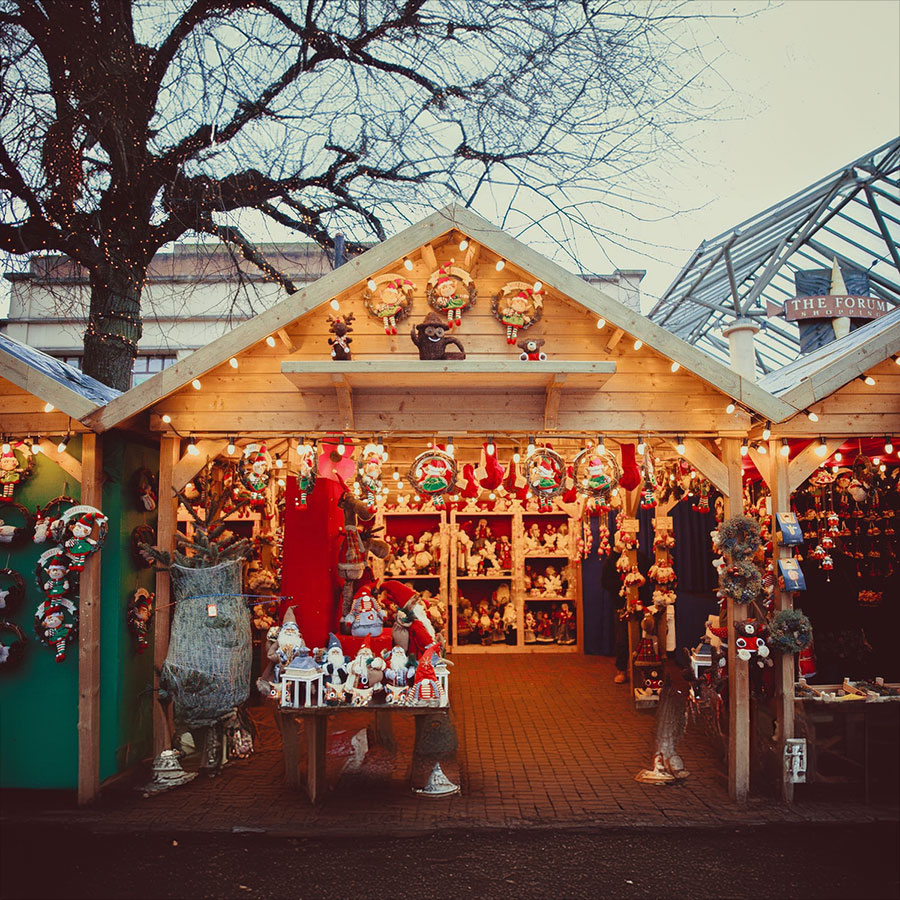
xmin=0 ymin=332 xmax=119 ymax=423
xmin=85 ymin=205 xmax=797 ymax=432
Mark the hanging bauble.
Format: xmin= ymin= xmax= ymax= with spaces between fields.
xmin=0 ymin=501 xmax=33 ymax=546
xmin=363 ymin=274 xmax=415 ymax=335
xmin=426 ymin=265 xmax=476 ymax=328
xmin=523 ymin=448 xmax=566 ymax=511
xmin=408 ymin=449 xmax=458 ymax=509
xmin=491 ymin=282 xmax=544 ymax=346
xmin=58 ymin=505 xmax=108 ymax=572
xmin=0 ymin=440 xmax=35 ymax=500
xmin=33 ymin=495 xmax=78 ymax=544
xmin=295 ymin=442 xmax=318 ymax=509
xmin=0 ymin=568 xmax=26 ymax=614
xmin=237 ymin=443 xmax=273 ymax=508
xmin=126 ymin=588 xmax=154 ymax=654
xmin=0 ymin=620 xmax=26 ymax=669
xmin=572 ymin=446 xmax=621 ymax=499
xmin=34 ymin=597 xmax=78 ymax=663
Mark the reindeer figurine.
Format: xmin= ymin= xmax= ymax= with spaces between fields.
xmin=327 ymin=312 xmax=355 ymax=361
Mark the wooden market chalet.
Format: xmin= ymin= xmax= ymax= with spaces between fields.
xmin=1 ymin=194 xmax=899 ymax=806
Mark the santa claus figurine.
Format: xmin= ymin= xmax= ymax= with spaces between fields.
xmin=405 ymin=647 xmax=446 ymax=707
xmin=383 ymin=580 xmax=440 ymax=660
xmin=343 ymin=581 xmax=385 ymax=637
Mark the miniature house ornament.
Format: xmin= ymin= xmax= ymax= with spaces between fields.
xmin=426 ymin=264 xmax=476 ymax=328
xmin=363 ymin=274 xmax=415 ymax=334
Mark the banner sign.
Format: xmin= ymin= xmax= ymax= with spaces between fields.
xmin=775 ymin=512 xmax=804 ymax=546
xmin=779 ymin=558 xmax=807 ymax=591
xmin=783 ymin=294 xmax=888 ymax=322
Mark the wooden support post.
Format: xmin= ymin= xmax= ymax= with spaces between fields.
xmin=722 ymin=436 xmax=750 ymax=804
xmin=77 ymin=433 xmax=103 ymax=806
xmin=38 ymin=438 xmax=83 ymax=485
xmin=788 ymin=439 xmax=843 ymax=493
xmin=544 ymin=373 xmax=565 ymax=430
xmin=306 ymin=715 xmax=328 ymax=804
xmin=332 ymin=374 xmax=354 ymax=430
xmin=153 ymin=435 xmax=181 ymax=757
xmin=770 ymin=438 xmax=795 ymax=804
xmin=171 ymin=440 xmax=228 ymax=493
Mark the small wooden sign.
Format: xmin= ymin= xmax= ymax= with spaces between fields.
xmin=782 ymin=294 xmax=888 ymax=322
xmin=654 ymin=516 xmax=673 ymax=530
xmin=622 ymin=517 xmax=640 ymax=533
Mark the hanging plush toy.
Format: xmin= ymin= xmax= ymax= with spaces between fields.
xmin=126 ymin=588 xmax=154 ymax=653
xmin=327 ymin=312 xmax=355 ymax=360
xmin=34 ymin=597 xmax=78 ymax=662
xmin=733 ymin=619 xmax=771 ymax=666
xmin=573 ymin=445 xmax=621 ymax=499
xmin=356 ymin=445 xmax=384 ymax=505
xmin=294 ymin=441 xmax=318 ymax=509
xmin=474 ymin=443 xmax=505 ymax=493
xmin=693 ymin=481 xmax=711 ymax=515
xmin=524 ymin=447 xmax=566 ymax=512
xmin=343 ymin=581 xmax=385 ymax=638
xmin=135 ymin=468 xmax=158 ymax=511
xmin=0 ymin=442 xmax=34 ymax=500
xmin=33 ymin=495 xmax=77 ymax=544
xmin=363 ymin=274 xmax=415 ymax=335
xmin=492 ymin=282 xmax=544 ymax=345
xmin=60 ymin=506 xmax=108 ymax=572
xmin=0 ymin=502 xmax=32 ymax=545
xmin=0 ymin=619 xmax=27 ymax=669
xmin=0 ymin=568 xmax=25 ymax=614
xmin=36 ymin=549 xmax=72 ymax=600
xmin=408 ymin=448 xmax=458 ymax=509
xmin=238 ymin=444 xmax=272 ymax=510
xmin=517 ymin=336 xmax=547 ymax=360
xmin=426 ymin=265 xmax=476 ymax=328
xmin=410 ymin=311 xmax=466 ymax=359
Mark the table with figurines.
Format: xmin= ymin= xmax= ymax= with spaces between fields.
xmin=261 ymin=606 xmax=452 ymax=804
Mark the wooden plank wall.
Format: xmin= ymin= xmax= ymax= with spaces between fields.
xmin=145 ymin=234 xmax=745 ymax=435
xmin=0 ymin=376 xmax=90 ymax=434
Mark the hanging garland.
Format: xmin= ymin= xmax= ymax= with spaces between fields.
xmin=572 ymin=446 xmax=621 ymax=499
xmin=0 ymin=502 xmax=33 ymax=546
xmin=0 ymin=620 xmax=26 ymax=669
xmin=768 ymin=609 xmax=814 ymax=654
xmin=295 ymin=442 xmax=318 ymax=509
xmin=426 ymin=265 xmax=477 ymax=328
xmin=408 ymin=449 xmax=458 ymax=509
xmin=363 ymin=274 xmax=415 ymax=334
xmin=0 ymin=568 xmax=26 ymax=614
xmin=34 ymin=597 xmax=78 ymax=663
xmin=0 ymin=441 xmax=35 ymax=500
xmin=491 ymin=282 xmax=543 ymax=345
xmin=33 ymin=495 xmax=78 ymax=544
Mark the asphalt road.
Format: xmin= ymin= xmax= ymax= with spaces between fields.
xmin=1 ymin=821 xmax=898 ymax=900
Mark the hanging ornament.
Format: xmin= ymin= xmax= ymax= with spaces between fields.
xmin=0 ymin=440 xmax=35 ymax=500
xmin=295 ymin=442 xmax=318 ymax=509
xmin=491 ymin=282 xmax=543 ymax=345
xmin=36 ymin=548 xmax=74 ymax=599
xmin=134 ymin=468 xmax=158 ymax=511
xmin=573 ymin=445 xmax=621 ymax=499
xmin=327 ymin=312 xmax=355 ymax=360
xmin=408 ymin=449 xmax=458 ymax=510
xmin=33 ymin=495 xmax=77 ymax=544
xmin=523 ymin=447 xmax=566 ymax=511
xmin=640 ymin=450 xmax=659 ymax=510
xmin=0 ymin=502 xmax=33 ymax=546
xmin=58 ymin=505 xmax=108 ymax=571
xmin=126 ymin=588 xmax=154 ymax=654
xmin=363 ymin=274 xmax=415 ymax=334
xmin=0 ymin=568 xmax=26 ymax=614
xmin=0 ymin=619 xmax=26 ymax=669
xmin=131 ymin=524 xmax=157 ymax=568
xmin=356 ymin=445 xmax=384 ymax=505
xmin=692 ymin=481 xmax=711 ymax=515
xmin=426 ymin=264 xmax=476 ymax=328
xmin=237 ymin=444 xmax=273 ymax=509
xmin=34 ymin=597 xmax=78 ymax=663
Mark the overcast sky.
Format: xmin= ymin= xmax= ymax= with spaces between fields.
xmin=624 ymin=0 xmax=900 ymax=307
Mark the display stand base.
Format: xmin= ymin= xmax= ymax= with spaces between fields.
xmin=415 ymin=762 xmax=460 ymax=797
xmin=140 ymin=750 xmax=198 ymax=797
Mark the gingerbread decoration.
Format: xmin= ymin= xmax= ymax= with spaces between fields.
xmin=492 ymin=282 xmax=543 ymax=345
xmin=426 ymin=265 xmax=476 ymax=328
xmin=363 ymin=274 xmax=415 ymax=335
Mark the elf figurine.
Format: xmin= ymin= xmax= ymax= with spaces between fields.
xmin=295 ymin=444 xmax=317 ymax=509
xmin=499 ymin=290 xmax=534 ymax=345
xmin=430 ymin=265 xmax=469 ymax=328
xmin=64 ymin=514 xmax=100 ymax=572
xmin=367 ymin=277 xmax=413 ymax=335
xmin=35 ymin=599 xmax=76 ymax=662
xmin=0 ymin=448 xmax=26 ymax=500
xmin=126 ymin=588 xmax=154 ymax=653
xmin=42 ymin=554 xmax=71 ymax=599
xmin=241 ymin=445 xmax=271 ymax=508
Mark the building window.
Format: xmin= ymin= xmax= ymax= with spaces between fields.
xmin=132 ymin=355 xmax=176 ymax=386
xmin=56 ymin=355 xmax=83 ymax=370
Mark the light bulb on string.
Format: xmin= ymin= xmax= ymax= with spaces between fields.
xmin=513 ymin=448 xmax=521 ymax=464
xmin=192 ymin=379 xmax=202 ymax=391
xmin=459 ymin=238 xmax=469 ymax=251
xmin=486 ymin=436 xmax=495 ymax=456
xmin=834 ymin=450 xmax=842 ymax=462
xmin=1 ymin=440 xmax=9 ymax=454
xmin=161 ymin=414 xmax=172 ymax=424
xmin=597 ymin=435 xmax=606 ymax=456
xmin=815 ymin=437 xmax=828 ymax=458
xmin=337 ymin=436 xmax=345 ymax=456
xmin=533 ymin=281 xmax=542 ymax=292
xmin=740 ymin=438 xmax=748 ymax=457
xmin=265 ymin=335 xmax=276 ymax=348
xmin=527 ymin=435 xmax=535 ymax=456
xmin=633 ymin=339 xmax=643 ymax=351
xmin=393 ymin=467 xmax=400 ymax=481
xmin=330 ymin=299 xmax=340 ymax=311
xmin=495 ymin=259 xmax=505 ymax=272
xmin=757 ymin=442 xmax=767 ymax=455
xmin=447 ymin=436 xmax=454 ymax=457
xmin=57 ymin=434 xmax=70 ymax=454
xmin=762 ymin=422 xmax=771 ymax=441
xmin=726 ymin=399 xmax=737 ymax=415
xmin=227 ymin=437 xmax=236 ymax=456
xmin=884 ymin=437 xmax=894 ymax=455
xmin=675 ymin=436 xmax=685 ymax=455
xmin=637 ymin=435 xmax=646 ymax=456
xmin=187 ymin=437 xmax=199 ymax=457
xmin=367 ymin=279 xmax=377 ymax=291
xmin=596 ymin=318 xmax=606 ymax=329
xmin=30 ymin=436 xmax=42 ymax=455
xmin=804 ymin=409 xmax=819 ymax=423
xmin=275 ymin=453 xmax=283 ymax=469
xmin=403 ymin=258 xmax=413 ymax=271
xmin=670 ymin=362 xmax=680 ymax=373
xmin=858 ymin=375 xmax=876 ymax=386
xmin=229 ymin=357 xmax=239 ymax=369
xmin=43 ymin=402 xmax=54 ymax=413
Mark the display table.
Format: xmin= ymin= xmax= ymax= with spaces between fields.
xmin=276 ymin=705 xmax=452 ymax=804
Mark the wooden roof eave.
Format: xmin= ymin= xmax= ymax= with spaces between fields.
xmin=84 ymin=203 xmax=796 ymax=432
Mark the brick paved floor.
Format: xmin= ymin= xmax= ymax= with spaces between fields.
xmin=3 ymin=654 xmax=896 ymax=834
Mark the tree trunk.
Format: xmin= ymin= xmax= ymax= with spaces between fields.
xmin=82 ymin=263 xmax=144 ymax=391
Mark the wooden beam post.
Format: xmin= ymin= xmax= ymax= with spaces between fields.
xmin=544 ymin=373 xmax=565 ymax=430
xmin=788 ymin=439 xmax=843 ymax=493
xmin=38 ymin=438 xmax=83 ymax=485
xmin=171 ymin=440 xmax=228 ymax=493
xmin=153 ymin=435 xmax=181 ymax=757
xmin=680 ymin=438 xmax=729 ymax=496
xmin=722 ymin=436 xmax=750 ymax=805
xmin=332 ymin=374 xmax=354 ymax=430
xmin=77 ymin=432 xmax=103 ymax=805
xmin=770 ymin=438 xmax=795 ymax=804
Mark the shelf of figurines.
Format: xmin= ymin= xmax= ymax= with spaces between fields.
xmin=458 ymin=574 xmax=512 ymax=580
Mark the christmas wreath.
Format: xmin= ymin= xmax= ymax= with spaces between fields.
xmin=0 ymin=502 xmax=33 ymax=546
xmin=572 ymin=445 xmax=621 ymax=499
xmin=131 ymin=524 xmax=158 ymax=568
xmin=491 ymin=281 xmax=544 ymax=345
xmin=33 ymin=495 xmax=78 ymax=544
xmin=363 ymin=274 xmax=415 ymax=334
xmin=0 ymin=568 xmax=26 ymax=614
xmin=0 ymin=620 xmax=27 ymax=669
xmin=714 ymin=515 xmax=761 ymax=560
xmin=408 ymin=449 xmax=458 ymax=509
xmin=768 ymin=609 xmax=813 ymax=653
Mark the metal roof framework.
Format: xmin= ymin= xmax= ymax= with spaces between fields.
xmin=649 ymin=137 xmax=900 ymax=376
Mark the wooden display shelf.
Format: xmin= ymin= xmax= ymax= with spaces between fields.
xmin=523 ymin=594 xmax=575 ymax=602
xmin=390 ymin=573 xmax=440 ymax=579
xmin=452 ymin=643 xmax=580 ymax=654
xmin=524 ymin=552 xmax=570 ymax=559
xmin=457 ymin=574 xmax=512 ymax=580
